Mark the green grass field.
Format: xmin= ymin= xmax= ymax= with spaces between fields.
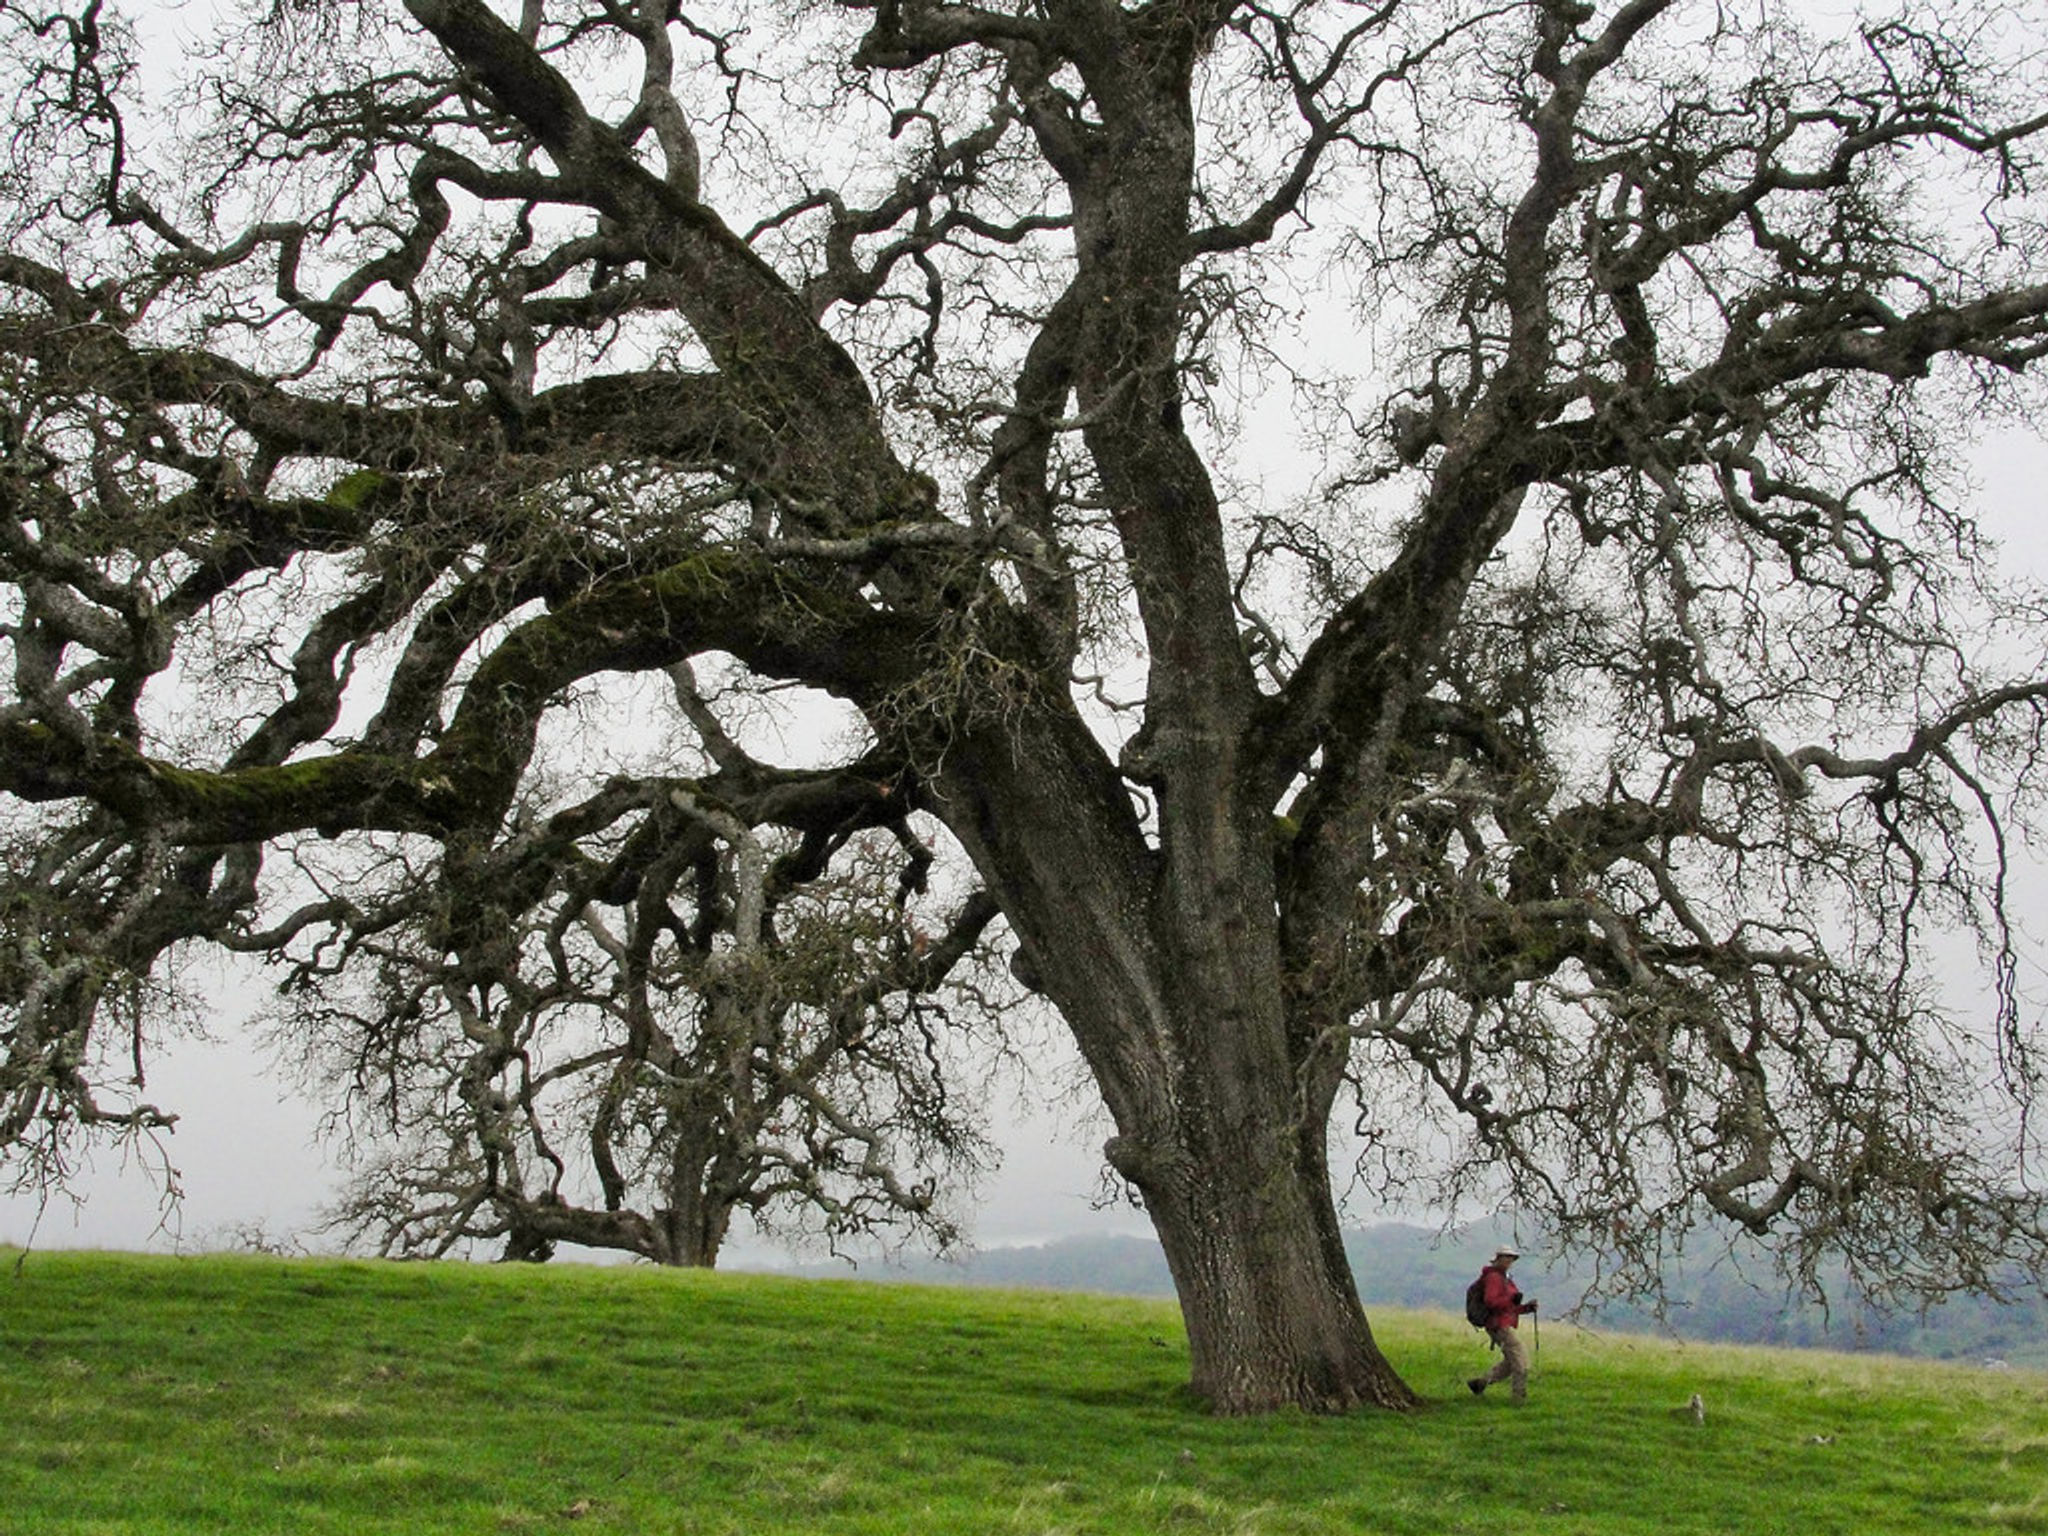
xmin=2 ymin=1248 xmax=2043 ymax=1534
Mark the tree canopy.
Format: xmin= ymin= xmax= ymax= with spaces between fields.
xmin=4 ymin=0 xmax=2048 ymax=1412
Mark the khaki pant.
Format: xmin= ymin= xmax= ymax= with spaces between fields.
xmin=1483 ymin=1325 xmax=1529 ymax=1401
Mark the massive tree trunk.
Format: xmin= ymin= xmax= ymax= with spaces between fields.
xmin=934 ymin=710 xmax=1419 ymax=1413
xmin=1049 ymin=891 xmax=1417 ymax=1413
xmin=1113 ymin=1039 xmax=1418 ymax=1414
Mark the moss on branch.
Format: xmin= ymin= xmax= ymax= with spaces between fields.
xmin=0 ymin=719 xmax=469 ymax=840
xmin=429 ymin=546 xmax=930 ymax=820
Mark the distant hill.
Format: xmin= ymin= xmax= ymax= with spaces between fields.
xmin=782 ymin=1221 xmax=2048 ymax=1369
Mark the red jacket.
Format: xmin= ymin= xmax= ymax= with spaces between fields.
xmin=1479 ymin=1264 xmax=1528 ymax=1331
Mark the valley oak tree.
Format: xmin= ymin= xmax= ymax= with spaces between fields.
xmin=288 ymin=762 xmax=1009 ymax=1268
xmin=5 ymin=0 xmax=2048 ymax=1412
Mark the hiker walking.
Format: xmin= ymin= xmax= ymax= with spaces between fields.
xmin=1467 ymin=1246 xmax=1537 ymax=1403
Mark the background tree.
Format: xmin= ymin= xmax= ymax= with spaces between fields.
xmin=5 ymin=0 xmax=2048 ymax=1414
xmin=278 ymin=695 xmax=1006 ymax=1267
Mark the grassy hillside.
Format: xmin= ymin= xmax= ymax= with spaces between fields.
xmin=2 ymin=1249 xmax=2044 ymax=1535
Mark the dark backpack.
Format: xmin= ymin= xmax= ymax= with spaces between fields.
xmin=1464 ymin=1275 xmax=1490 ymax=1329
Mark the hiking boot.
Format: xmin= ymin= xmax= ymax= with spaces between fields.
xmin=1467 ymin=1378 xmax=1486 ymax=1395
